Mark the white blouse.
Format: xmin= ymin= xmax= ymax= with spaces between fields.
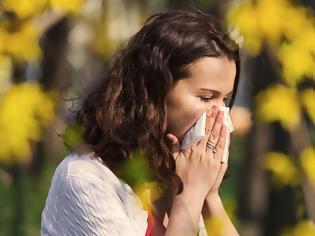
xmin=41 ymin=152 xmax=207 ymax=236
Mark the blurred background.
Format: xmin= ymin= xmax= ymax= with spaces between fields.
xmin=0 ymin=0 xmax=314 ymax=235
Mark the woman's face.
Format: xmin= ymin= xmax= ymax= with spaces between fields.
xmin=165 ymin=56 xmax=236 ymax=143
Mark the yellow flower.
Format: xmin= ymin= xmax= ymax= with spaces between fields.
xmin=1 ymin=22 xmax=41 ymax=62
xmin=227 ymin=0 xmax=290 ymax=53
xmin=255 ymin=85 xmax=300 ymax=129
xmin=256 ymin=0 xmax=289 ymax=46
xmin=204 ymin=216 xmax=224 ymax=236
xmin=227 ymin=0 xmax=315 ymax=59
xmin=50 ymin=0 xmax=83 ymax=15
xmin=279 ymin=26 xmax=315 ymax=85
xmin=300 ymin=147 xmax=315 ymax=186
xmin=283 ymin=7 xmax=314 ymax=41
xmin=0 ymin=83 xmax=57 ymax=165
xmin=134 ymin=181 xmax=162 ymax=211
xmin=264 ymin=152 xmax=299 ymax=187
xmin=300 ymin=89 xmax=315 ymax=124
xmin=281 ymin=220 xmax=315 ymax=236
xmin=2 ymin=0 xmax=48 ymax=18
xmin=226 ymin=1 xmax=262 ymax=54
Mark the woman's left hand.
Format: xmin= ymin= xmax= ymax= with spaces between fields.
xmin=204 ymin=108 xmax=231 ymax=199
xmin=206 ymin=151 xmax=229 ymax=201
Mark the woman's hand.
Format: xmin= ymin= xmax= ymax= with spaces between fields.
xmin=166 ymin=105 xmax=227 ymax=199
xmin=164 ymin=106 xmax=235 ymax=236
xmin=204 ymin=107 xmax=231 ymax=199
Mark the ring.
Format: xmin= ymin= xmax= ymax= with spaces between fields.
xmin=206 ymin=141 xmax=217 ymax=153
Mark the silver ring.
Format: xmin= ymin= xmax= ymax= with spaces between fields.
xmin=206 ymin=141 xmax=217 ymax=153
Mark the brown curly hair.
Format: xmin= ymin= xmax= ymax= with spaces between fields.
xmin=75 ymin=9 xmax=240 ymax=193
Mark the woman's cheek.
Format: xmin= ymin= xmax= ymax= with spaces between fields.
xmin=167 ymin=97 xmax=206 ymax=139
xmin=180 ymin=104 xmax=204 ymax=134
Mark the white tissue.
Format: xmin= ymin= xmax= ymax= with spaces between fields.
xmin=219 ymin=106 xmax=234 ymax=162
xmin=180 ymin=106 xmax=234 ymax=163
xmin=180 ymin=111 xmax=206 ymax=150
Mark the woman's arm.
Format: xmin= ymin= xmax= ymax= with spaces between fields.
xmin=202 ymin=193 xmax=239 ymax=236
xmin=201 ymin=159 xmax=239 ymax=235
xmin=150 ymin=192 xmax=239 ymax=236
xmin=150 ymin=186 xmax=204 ymax=236
xmin=165 ymin=187 xmax=205 ymax=236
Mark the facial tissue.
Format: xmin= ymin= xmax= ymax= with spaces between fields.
xmin=180 ymin=106 xmax=234 ymax=162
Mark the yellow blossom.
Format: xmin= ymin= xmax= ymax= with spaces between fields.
xmin=255 ymin=85 xmax=300 ymax=129
xmin=279 ymin=26 xmax=315 ymax=85
xmin=204 ymin=216 xmax=224 ymax=236
xmin=0 ymin=83 xmax=57 ymax=165
xmin=0 ymin=22 xmax=41 ymax=62
xmin=264 ymin=152 xmax=299 ymax=187
xmin=283 ymin=7 xmax=314 ymax=41
xmin=226 ymin=1 xmax=262 ymax=54
xmin=134 ymin=181 xmax=162 ymax=211
xmin=300 ymin=147 xmax=315 ymax=186
xmin=281 ymin=220 xmax=315 ymax=236
xmin=300 ymin=89 xmax=315 ymax=124
xmin=50 ymin=0 xmax=84 ymax=15
xmin=2 ymin=0 xmax=48 ymax=19
xmin=227 ymin=0 xmax=315 ymax=60
xmin=226 ymin=0 xmax=292 ymax=53
xmin=256 ymin=0 xmax=290 ymax=46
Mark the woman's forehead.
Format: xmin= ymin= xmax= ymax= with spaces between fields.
xmin=184 ymin=56 xmax=236 ymax=93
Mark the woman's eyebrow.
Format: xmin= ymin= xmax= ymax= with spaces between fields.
xmin=199 ymin=88 xmax=233 ymax=96
xmin=199 ymin=88 xmax=220 ymax=93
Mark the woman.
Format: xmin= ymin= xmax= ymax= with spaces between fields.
xmin=41 ymin=9 xmax=240 ymax=236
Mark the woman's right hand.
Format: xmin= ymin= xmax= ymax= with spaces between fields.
xmin=166 ymin=106 xmax=227 ymax=199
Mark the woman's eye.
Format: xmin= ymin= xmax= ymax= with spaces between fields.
xmin=200 ymin=96 xmax=213 ymax=102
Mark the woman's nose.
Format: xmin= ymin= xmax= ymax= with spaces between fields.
xmin=214 ymin=99 xmax=226 ymax=107
xmin=208 ymin=101 xmax=225 ymax=110
xmin=206 ymin=101 xmax=225 ymax=116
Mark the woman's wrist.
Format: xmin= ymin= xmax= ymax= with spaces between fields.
xmin=203 ymin=192 xmax=225 ymax=217
xmin=166 ymin=187 xmax=206 ymax=236
xmin=206 ymin=191 xmax=220 ymax=202
xmin=203 ymin=192 xmax=240 ymax=236
xmin=174 ymin=186 xmax=206 ymax=206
